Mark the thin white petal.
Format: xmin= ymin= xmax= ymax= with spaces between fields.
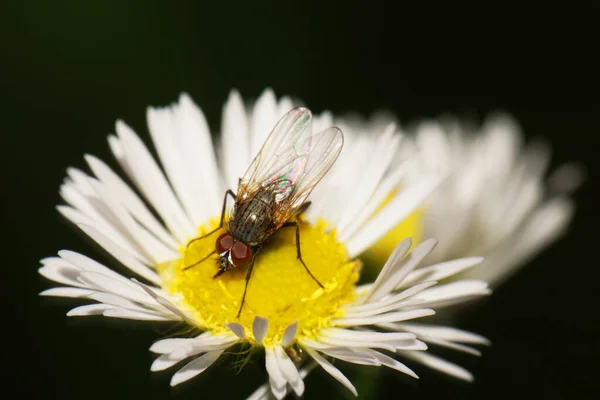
xmin=150 ymin=338 xmax=195 ymax=354
xmin=221 ymin=89 xmax=250 ymax=190
xmin=357 ymin=237 xmax=412 ymax=305
xmin=170 ymin=350 xmax=224 ymax=386
xmin=85 ymin=154 xmax=178 ymax=249
xmin=389 ymin=323 xmax=490 ymax=345
xmin=67 ymin=304 xmax=116 ymax=316
xmin=227 ymin=323 xmax=246 ymax=339
xmin=304 ymin=348 xmax=358 ymax=397
xmin=40 ymin=287 xmax=94 ymax=298
xmin=76 ymin=224 xmax=161 ymax=285
xmin=282 ymin=322 xmax=298 ymax=347
xmin=265 ymin=348 xmax=286 ymax=396
xmin=131 ymin=279 xmax=189 ymax=320
xmin=346 ymin=175 xmax=441 ymax=257
xmin=334 ymin=309 xmax=435 ymax=327
xmin=364 ymin=239 xmax=438 ymax=303
xmin=103 ymin=308 xmax=177 ymax=321
xmin=398 ymin=350 xmax=474 ymax=382
xmin=318 ymin=348 xmax=381 ymax=366
xmin=275 ymin=346 xmax=304 ymax=396
xmin=415 ymin=280 xmax=490 ymax=308
xmin=114 ymin=120 xmax=194 ymax=242
xmin=401 ymin=257 xmax=484 ymax=289
xmin=369 ymin=350 xmax=419 ymax=378
xmin=253 ymin=316 xmax=269 ymax=344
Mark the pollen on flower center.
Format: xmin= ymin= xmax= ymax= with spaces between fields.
xmin=157 ymin=218 xmax=359 ymax=347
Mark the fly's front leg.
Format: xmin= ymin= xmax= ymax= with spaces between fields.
xmin=236 ymin=249 xmax=259 ymax=319
xmin=185 ymin=189 xmax=236 ymax=250
xmin=183 ymin=189 xmax=236 ymax=271
xmin=182 ymin=249 xmax=217 ymax=271
xmin=282 ymin=220 xmax=324 ymax=288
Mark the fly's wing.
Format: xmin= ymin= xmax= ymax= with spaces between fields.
xmin=237 ymin=106 xmax=343 ymax=227
xmin=283 ymin=126 xmax=344 ymax=215
xmin=238 ymin=107 xmax=313 ymax=200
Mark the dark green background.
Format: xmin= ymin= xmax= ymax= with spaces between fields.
xmin=2 ymin=1 xmax=598 ymax=399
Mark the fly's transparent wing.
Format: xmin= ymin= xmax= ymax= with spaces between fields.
xmin=238 ymin=107 xmax=313 ymax=199
xmin=285 ymin=126 xmax=344 ymax=212
xmin=237 ymin=106 xmax=344 ymax=227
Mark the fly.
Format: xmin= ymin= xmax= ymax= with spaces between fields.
xmin=183 ymin=107 xmax=344 ymax=318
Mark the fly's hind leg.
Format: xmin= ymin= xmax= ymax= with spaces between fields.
xmin=282 ymin=220 xmax=324 ymax=288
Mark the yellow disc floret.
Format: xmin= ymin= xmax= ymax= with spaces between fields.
xmin=157 ymin=219 xmax=359 ymax=347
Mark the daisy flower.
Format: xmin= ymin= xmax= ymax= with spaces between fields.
xmin=40 ymin=89 xmax=490 ymax=398
xmin=360 ymin=113 xmax=581 ymax=287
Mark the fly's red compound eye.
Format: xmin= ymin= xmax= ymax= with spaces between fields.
xmin=215 ymin=233 xmax=233 ymax=254
xmin=231 ymin=242 xmax=252 ymax=265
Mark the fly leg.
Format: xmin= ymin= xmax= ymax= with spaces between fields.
xmin=182 ymin=249 xmax=217 ymax=271
xmin=282 ymin=220 xmax=324 ymax=288
xmin=183 ymin=189 xmax=236 ymax=270
xmin=236 ymin=250 xmax=259 ymax=319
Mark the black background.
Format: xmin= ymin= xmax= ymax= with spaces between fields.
xmin=1 ymin=1 xmax=599 ymax=399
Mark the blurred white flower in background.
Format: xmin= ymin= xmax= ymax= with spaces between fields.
xmin=357 ymin=111 xmax=582 ymax=287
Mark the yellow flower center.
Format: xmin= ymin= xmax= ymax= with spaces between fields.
xmin=157 ymin=219 xmax=359 ymax=347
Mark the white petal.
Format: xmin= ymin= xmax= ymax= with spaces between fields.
xmin=86 ymin=292 xmax=152 ymax=313
xmin=401 ymin=257 xmax=484 ymax=289
xmin=415 ymin=280 xmax=490 ymax=308
xmin=334 ymin=308 xmax=435 ymax=327
xmin=40 ymin=287 xmax=94 ymax=298
xmin=249 ymin=88 xmax=279 ymax=157
xmin=150 ymin=337 xmax=196 ymax=354
xmin=246 ymin=364 xmax=316 ymax=400
xmin=304 ymin=348 xmax=357 ymax=397
xmin=85 ymin=154 xmax=178 ymax=249
xmin=369 ymin=350 xmax=418 ymax=378
xmin=76 ymin=224 xmax=161 ymax=285
xmin=67 ymin=304 xmax=116 ymax=316
xmin=221 ymin=89 xmax=250 ymax=190
xmin=170 ymin=350 xmax=224 ymax=386
xmin=77 ymin=272 xmax=153 ymax=305
xmin=114 ymin=120 xmax=194 ymax=242
xmin=38 ymin=263 xmax=85 ymax=288
xmin=174 ymin=93 xmax=223 ymax=220
xmin=318 ymin=347 xmax=381 ymax=366
xmin=58 ymin=250 xmax=132 ymax=283
xmin=363 ymin=239 xmax=438 ymax=303
xmin=282 ymin=322 xmax=298 ymax=347
xmin=346 ymin=175 xmax=441 ymax=257
xmin=265 ymin=348 xmax=286 ymax=397
xmin=345 ymin=281 xmax=436 ymax=318
xmin=253 ymin=316 xmax=269 ymax=344
xmin=102 ymin=308 xmax=177 ymax=321
xmin=227 ymin=322 xmax=246 ymax=339
xmin=390 ymin=323 xmax=490 ymax=345
xmin=356 ymin=237 xmax=412 ymax=305
xmin=320 ymin=328 xmax=416 ymax=343
xmin=86 ymin=179 xmax=177 ymax=263
xmin=151 ymin=353 xmax=184 ymax=372
xmin=274 ymin=346 xmax=304 ymax=396
xmin=131 ymin=279 xmax=189 ymax=320
xmin=336 ymin=124 xmax=399 ymax=233
xmin=398 ymin=350 xmax=474 ymax=382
